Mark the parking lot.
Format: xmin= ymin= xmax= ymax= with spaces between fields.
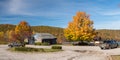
xmin=0 ymin=45 xmax=120 ymax=60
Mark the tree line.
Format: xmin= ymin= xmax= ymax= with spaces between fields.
xmin=0 ymin=24 xmax=120 ymax=44
xmin=0 ymin=24 xmax=65 ymax=44
xmin=0 ymin=11 xmax=120 ymax=44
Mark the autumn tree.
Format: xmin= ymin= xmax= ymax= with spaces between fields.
xmin=15 ymin=21 xmax=32 ymax=43
xmin=0 ymin=31 xmax=8 ymax=44
xmin=7 ymin=30 xmax=17 ymax=42
xmin=0 ymin=31 xmax=4 ymax=41
xmin=64 ymin=12 xmax=96 ymax=41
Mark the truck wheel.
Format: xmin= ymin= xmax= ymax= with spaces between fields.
xmin=101 ymin=47 xmax=105 ymax=50
xmin=101 ymin=47 xmax=106 ymax=50
xmin=101 ymin=48 xmax=103 ymax=49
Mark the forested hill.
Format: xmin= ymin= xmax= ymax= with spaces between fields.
xmin=0 ymin=24 xmax=15 ymax=32
xmin=0 ymin=24 xmax=64 ymax=34
xmin=96 ymin=29 xmax=120 ymax=40
xmin=0 ymin=24 xmax=64 ymax=43
xmin=1 ymin=24 xmax=120 ymax=41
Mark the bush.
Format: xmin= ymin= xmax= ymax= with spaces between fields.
xmin=11 ymin=47 xmax=43 ymax=52
xmin=35 ymin=42 xmax=41 ymax=45
xmin=51 ymin=46 xmax=62 ymax=49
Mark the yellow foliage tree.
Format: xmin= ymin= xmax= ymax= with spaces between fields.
xmin=0 ymin=32 xmax=4 ymax=41
xmin=15 ymin=21 xmax=32 ymax=43
xmin=7 ymin=30 xmax=16 ymax=42
xmin=64 ymin=12 xmax=96 ymax=41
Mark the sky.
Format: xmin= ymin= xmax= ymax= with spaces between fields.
xmin=0 ymin=0 xmax=120 ymax=29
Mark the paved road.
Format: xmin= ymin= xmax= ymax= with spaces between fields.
xmin=0 ymin=45 xmax=120 ymax=60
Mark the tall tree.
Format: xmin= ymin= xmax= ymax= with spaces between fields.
xmin=15 ymin=21 xmax=32 ymax=43
xmin=64 ymin=12 xmax=96 ymax=41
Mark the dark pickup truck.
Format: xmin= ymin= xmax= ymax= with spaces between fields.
xmin=8 ymin=42 xmax=25 ymax=48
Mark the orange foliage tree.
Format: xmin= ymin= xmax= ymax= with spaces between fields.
xmin=15 ymin=21 xmax=32 ymax=43
xmin=64 ymin=12 xmax=96 ymax=41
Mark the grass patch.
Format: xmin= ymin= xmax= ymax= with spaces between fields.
xmin=8 ymin=47 xmax=62 ymax=53
xmin=34 ymin=42 xmax=42 ymax=45
xmin=51 ymin=46 xmax=62 ymax=49
xmin=0 ymin=42 xmax=8 ymax=45
xmin=111 ymin=55 xmax=120 ymax=60
xmin=34 ymin=42 xmax=50 ymax=46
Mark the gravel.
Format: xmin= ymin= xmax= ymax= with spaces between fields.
xmin=0 ymin=45 xmax=120 ymax=60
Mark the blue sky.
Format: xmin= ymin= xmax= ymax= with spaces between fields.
xmin=0 ymin=0 xmax=120 ymax=29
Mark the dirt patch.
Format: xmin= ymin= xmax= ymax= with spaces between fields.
xmin=0 ymin=45 xmax=118 ymax=60
xmin=74 ymin=50 xmax=87 ymax=53
xmin=74 ymin=50 xmax=103 ymax=55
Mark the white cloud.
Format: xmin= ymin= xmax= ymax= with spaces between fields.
xmin=94 ymin=8 xmax=120 ymax=16
xmin=8 ymin=0 xmax=34 ymax=16
xmin=8 ymin=0 xmax=24 ymax=14
xmin=6 ymin=0 xmax=76 ymax=18
xmin=95 ymin=20 xmax=120 ymax=29
xmin=99 ymin=11 xmax=120 ymax=16
xmin=7 ymin=0 xmax=60 ymax=16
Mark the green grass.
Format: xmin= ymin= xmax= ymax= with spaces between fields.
xmin=0 ymin=42 xmax=8 ymax=45
xmin=34 ymin=42 xmax=42 ymax=45
xmin=111 ymin=55 xmax=120 ymax=60
xmin=34 ymin=42 xmax=50 ymax=46
xmin=8 ymin=47 xmax=62 ymax=53
xmin=51 ymin=46 xmax=62 ymax=49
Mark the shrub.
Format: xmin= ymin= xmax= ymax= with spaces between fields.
xmin=51 ymin=46 xmax=62 ymax=49
xmin=12 ymin=47 xmax=43 ymax=52
xmin=35 ymin=42 xmax=41 ymax=45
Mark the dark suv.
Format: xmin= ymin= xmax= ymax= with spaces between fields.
xmin=99 ymin=40 xmax=118 ymax=49
xmin=8 ymin=42 xmax=25 ymax=48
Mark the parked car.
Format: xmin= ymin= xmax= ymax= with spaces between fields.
xmin=99 ymin=40 xmax=118 ymax=49
xmin=94 ymin=41 xmax=100 ymax=46
xmin=88 ymin=41 xmax=95 ymax=46
xmin=73 ymin=41 xmax=89 ymax=46
xmin=8 ymin=42 xmax=25 ymax=48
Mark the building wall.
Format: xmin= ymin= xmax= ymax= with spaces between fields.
xmin=35 ymin=38 xmax=42 ymax=43
xmin=42 ymin=38 xmax=57 ymax=44
xmin=28 ymin=33 xmax=57 ymax=44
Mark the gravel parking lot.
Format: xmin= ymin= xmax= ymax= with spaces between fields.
xmin=0 ymin=45 xmax=120 ymax=60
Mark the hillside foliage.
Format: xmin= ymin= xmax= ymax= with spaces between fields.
xmin=0 ymin=24 xmax=65 ymax=44
xmin=0 ymin=24 xmax=120 ymax=44
xmin=97 ymin=29 xmax=120 ymax=41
